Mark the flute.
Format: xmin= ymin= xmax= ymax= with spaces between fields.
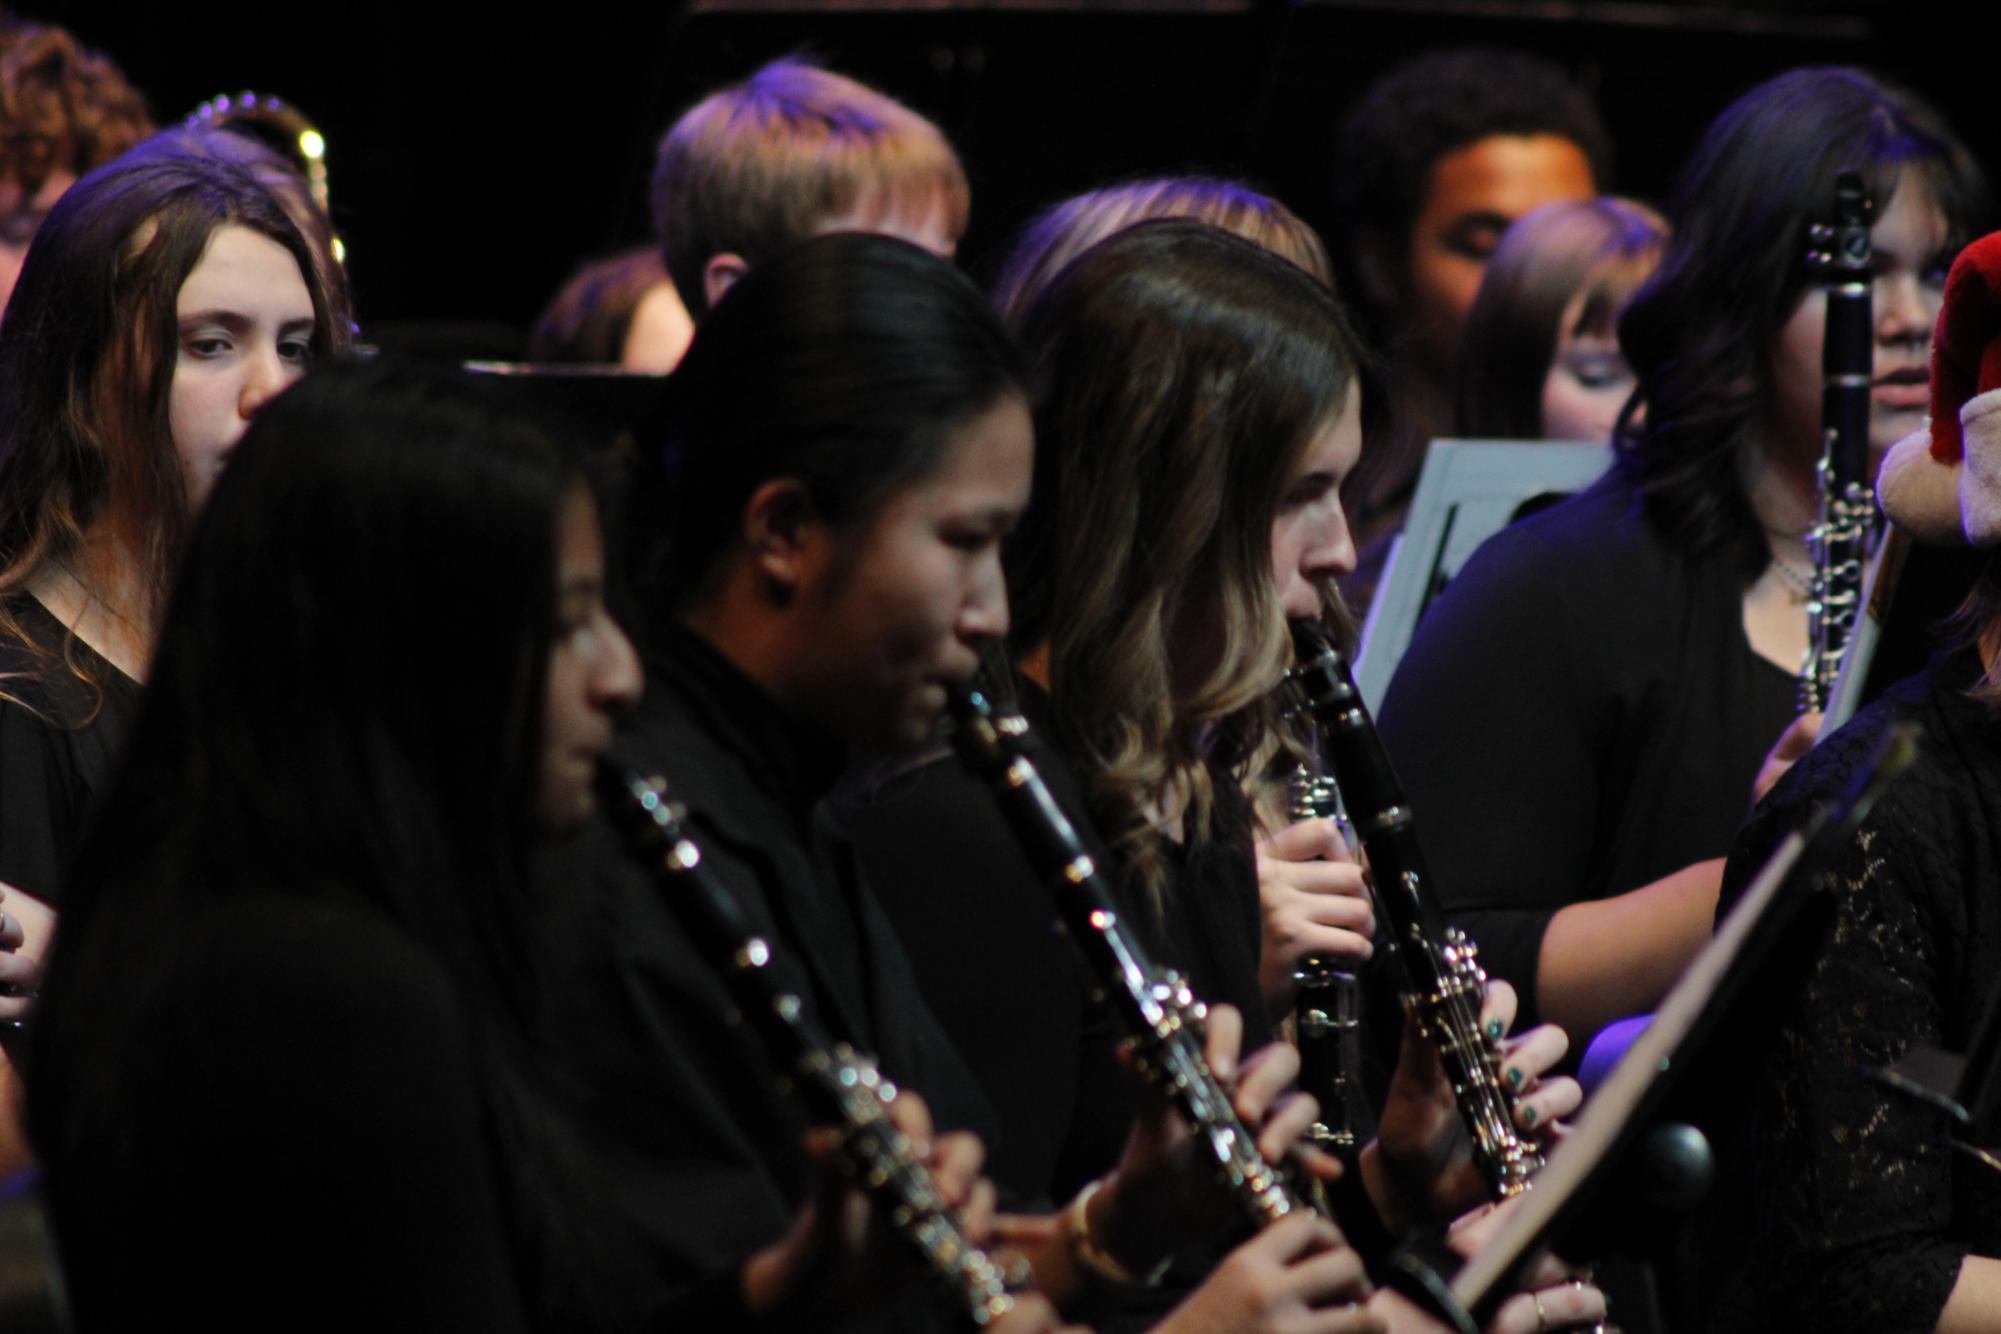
xmin=597 ymin=766 xmax=1029 ymax=1327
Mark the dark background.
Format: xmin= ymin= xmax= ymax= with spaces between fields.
xmin=41 ymin=0 xmax=1975 ymax=351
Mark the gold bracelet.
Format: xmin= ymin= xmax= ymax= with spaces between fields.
xmin=1065 ymin=1178 xmax=1168 ymax=1288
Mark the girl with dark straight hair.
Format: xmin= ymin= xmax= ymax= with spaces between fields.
xmin=27 ymin=358 xmax=644 ymax=1330
xmin=1378 ymin=67 xmax=1988 ymax=1054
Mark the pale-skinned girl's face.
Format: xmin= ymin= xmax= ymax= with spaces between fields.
xmin=169 ymin=224 xmax=316 ymax=509
xmin=1540 ymin=294 xmax=1637 ymax=445
xmin=1270 ymin=394 xmax=1363 ymax=619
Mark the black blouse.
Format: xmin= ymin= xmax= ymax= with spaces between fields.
xmin=1375 ymin=472 xmax=1798 ymax=1028
xmin=0 ymin=597 xmax=142 ymax=905
xmin=550 ymin=621 xmax=996 ymax=1331
xmin=34 ymin=898 xmax=544 ymax=1332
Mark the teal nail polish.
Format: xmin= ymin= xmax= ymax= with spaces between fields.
xmin=1486 ymin=1018 xmax=1504 ymax=1041
xmin=1507 ymin=1066 xmax=1524 ymax=1089
xmin=1522 ymin=1105 xmax=1537 ymax=1127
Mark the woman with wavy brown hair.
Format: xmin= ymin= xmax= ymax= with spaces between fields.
xmin=854 ymin=221 xmax=1597 ymax=1334
xmin=0 ymin=144 xmax=347 ymax=920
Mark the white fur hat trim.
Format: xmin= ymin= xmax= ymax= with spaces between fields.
xmin=1961 ymin=388 xmax=2001 ymax=546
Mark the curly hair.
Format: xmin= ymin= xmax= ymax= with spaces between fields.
xmin=0 ymin=18 xmax=152 ymax=200
xmin=1335 ymin=48 xmax=1610 ymax=279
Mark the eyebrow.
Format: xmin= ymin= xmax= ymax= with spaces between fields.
xmin=178 ymin=311 xmax=318 ymax=336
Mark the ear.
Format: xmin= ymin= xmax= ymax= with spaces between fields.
xmin=1351 ymin=229 xmax=1401 ymax=313
xmin=742 ymin=477 xmax=820 ymax=603
xmin=703 ymin=252 xmax=750 ymax=313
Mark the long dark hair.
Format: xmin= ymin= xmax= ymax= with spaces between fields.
xmin=1012 ymin=220 xmax=1364 ymax=896
xmin=36 ymin=360 xmax=588 ymax=1059
xmin=0 ymin=145 xmax=346 ymax=711
xmin=1616 ymin=67 xmax=1984 ymax=580
xmin=657 ymin=231 xmax=1026 ymax=607
xmin=31 ymin=359 xmax=630 ymax=1327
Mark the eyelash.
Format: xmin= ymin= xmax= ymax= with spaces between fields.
xmin=180 ymin=333 xmax=316 ymax=361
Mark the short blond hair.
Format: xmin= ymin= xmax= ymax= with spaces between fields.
xmin=651 ymin=58 xmax=969 ymax=318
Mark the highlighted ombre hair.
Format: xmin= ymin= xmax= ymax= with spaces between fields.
xmin=1013 ymin=220 xmax=1362 ymax=898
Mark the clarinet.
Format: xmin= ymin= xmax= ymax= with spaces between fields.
xmin=1282 ymin=737 xmax=1367 ymax=1154
xmin=1801 ymin=170 xmax=1878 ymax=714
xmin=945 ymin=684 xmax=1326 ymax=1231
xmin=597 ymin=766 xmax=1029 ymax=1327
xmin=1285 ymin=620 xmax=1540 ymax=1200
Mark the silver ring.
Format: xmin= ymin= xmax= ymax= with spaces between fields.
xmin=1535 ymin=1291 xmax=1549 ymax=1330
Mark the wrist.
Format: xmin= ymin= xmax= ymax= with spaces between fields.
xmin=1067 ymin=1176 xmax=1172 ymax=1287
xmin=1359 ymin=1140 xmax=1411 ymax=1237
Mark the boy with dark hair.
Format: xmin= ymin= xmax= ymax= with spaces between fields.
xmin=1335 ymin=49 xmax=1611 ymax=591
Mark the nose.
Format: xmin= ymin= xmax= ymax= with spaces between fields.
xmin=593 ymin=618 xmax=644 ymax=714
xmin=1303 ymin=500 xmax=1358 ymax=582
xmin=1876 ymin=272 xmax=1936 ymax=351
xmin=956 ymin=551 xmax=1011 ymax=646
xmin=239 ymin=345 xmax=298 ymax=420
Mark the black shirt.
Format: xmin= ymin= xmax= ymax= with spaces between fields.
xmin=1375 ymin=472 xmax=1798 ymax=1027
xmin=552 ymin=621 xmax=995 ymax=1330
xmin=34 ymin=899 xmax=541 ymax=1332
xmin=0 ymin=596 xmax=141 ymax=904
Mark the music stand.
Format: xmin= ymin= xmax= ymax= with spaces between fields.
xmin=1354 ymin=440 xmax=1611 ymax=710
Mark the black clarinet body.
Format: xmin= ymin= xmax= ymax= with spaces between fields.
xmin=1801 ymin=170 xmax=1877 ymax=713
xmin=945 ymin=685 xmax=1324 ymax=1231
xmin=597 ymin=767 xmax=1028 ymax=1327
xmin=1285 ymin=621 xmax=1540 ymax=1200
xmin=1284 ymin=755 xmax=1367 ymax=1154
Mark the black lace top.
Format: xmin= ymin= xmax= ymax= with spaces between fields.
xmin=1703 ymin=648 xmax=2001 ymax=1333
